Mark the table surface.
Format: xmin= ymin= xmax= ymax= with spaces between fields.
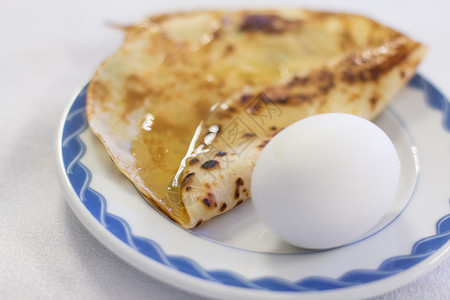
xmin=1 ymin=0 xmax=449 ymax=299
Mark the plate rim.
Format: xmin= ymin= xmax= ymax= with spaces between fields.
xmin=56 ymin=75 xmax=450 ymax=299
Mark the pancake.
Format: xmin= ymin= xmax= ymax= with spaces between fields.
xmin=86 ymin=9 xmax=426 ymax=228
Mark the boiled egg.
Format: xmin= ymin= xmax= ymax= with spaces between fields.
xmin=251 ymin=113 xmax=400 ymax=249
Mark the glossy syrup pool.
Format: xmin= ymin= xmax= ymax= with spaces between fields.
xmin=191 ymin=107 xmax=419 ymax=254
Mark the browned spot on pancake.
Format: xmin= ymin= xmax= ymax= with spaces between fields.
xmin=347 ymin=92 xmax=362 ymax=102
xmin=181 ymin=172 xmax=195 ymax=187
xmin=258 ymin=140 xmax=270 ymax=148
xmin=270 ymin=126 xmax=277 ymax=130
xmin=201 ymin=160 xmax=220 ymax=170
xmin=370 ymin=95 xmax=379 ymax=110
xmin=202 ymin=192 xmax=217 ymax=208
xmin=273 ymin=95 xmax=289 ymax=104
xmin=338 ymin=30 xmax=355 ymax=51
xmin=317 ymin=70 xmax=335 ymax=94
xmin=245 ymin=93 xmax=276 ymax=114
xmin=219 ymin=203 xmax=227 ymax=212
xmin=341 ymin=36 xmax=412 ymax=83
xmin=189 ymin=158 xmax=200 ymax=165
xmin=215 ymin=151 xmax=227 ymax=157
xmin=149 ymin=13 xmax=173 ymax=23
xmin=240 ymin=14 xmax=301 ymax=34
xmin=185 ymin=186 xmax=192 ymax=191
xmin=203 ymin=198 xmax=212 ymax=208
xmin=246 ymin=105 xmax=258 ymax=115
xmin=89 ymin=80 xmax=110 ymax=106
xmin=260 ymin=93 xmax=276 ymax=103
xmin=288 ymin=75 xmax=310 ymax=87
xmin=195 ymin=219 xmax=203 ymax=227
xmin=400 ymin=70 xmax=406 ymax=79
xmin=235 ymin=200 xmax=244 ymax=207
xmin=243 ymin=133 xmax=256 ymax=138
xmin=342 ymin=69 xmax=356 ymax=84
xmin=235 ymin=177 xmax=244 ymax=199
xmin=122 ymin=75 xmax=151 ymax=117
xmin=203 ymin=183 xmax=211 ymax=189
xmin=240 ymin=94 xmax=253 ymax=103
xmin=216 ymin=110 xmax=233 ymax=120
xmin=223 ymin=44 xmax=235 ymax=56
xmin=258 ymin=92 xmax=291 ymax=105
xmin=209 ymin=192 xmax=217 ymax=207
xmin=296 ymin=93 xmax=315 ymax=103
xmin=370 ymin=89 xmax=381 ymax=109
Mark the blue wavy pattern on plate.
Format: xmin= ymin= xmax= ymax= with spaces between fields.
xmin=61 ymin=75 xmax=450 ymax=292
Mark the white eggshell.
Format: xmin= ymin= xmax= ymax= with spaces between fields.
xmin=251 ymin=113 xmax=400 ymax=249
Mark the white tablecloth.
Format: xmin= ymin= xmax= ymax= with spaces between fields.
xmin=1 ymin=1 xmax=449 ymax=299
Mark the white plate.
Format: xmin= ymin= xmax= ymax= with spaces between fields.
xmin=57 ymin=75 xmax=450 ymax=299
